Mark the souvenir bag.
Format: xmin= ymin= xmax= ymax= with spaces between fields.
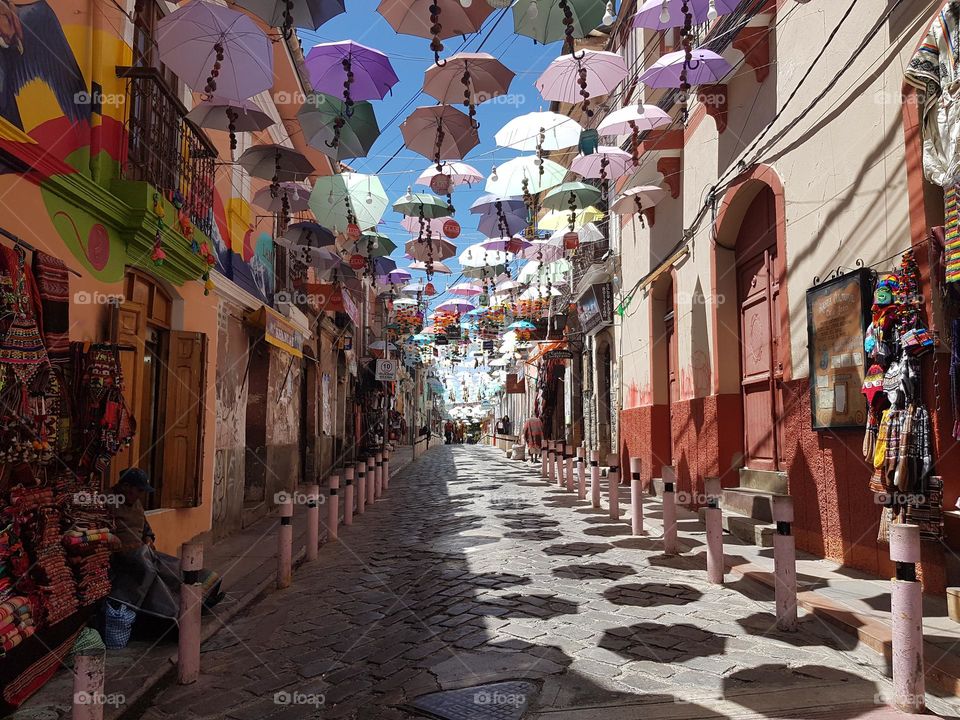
xmin=75 ymin=345 xmax=135 ymax=473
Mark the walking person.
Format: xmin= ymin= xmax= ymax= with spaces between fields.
xmin=522 ymin=415 xmax=544 ymax=460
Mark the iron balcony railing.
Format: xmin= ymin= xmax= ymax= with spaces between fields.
xmin=118 ymin=66 xmax=218 ymax=236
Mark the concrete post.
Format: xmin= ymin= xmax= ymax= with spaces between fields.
xmin=771 ymin=495 xmax=797 ymax=632
xmin=305 ymin=483 xmax=320 ymax=561
xmin=73 ymin=650 xmax=105 ymax=720
xmin=355 ymin=461 xmax=366 ymax=515
xmin=556 ymin=442 xmax=565 ymax=489
xmin=577 ymin=446 xmax=586 ymax=500
xmin=565 ymin=446 xmax=574 ymax=493
xmin=327 ymin=476 xmax=339 ymax=543
xmin=178 ymin=542 xmax=203 ymax=684
xmin=383 ymin=450 xmax=391 ymax=490
xmin=662 ymin=465 xmax=678 ymax=555
xmin=889 ymin=524 xmax=925 ymax=714
xmin=366 ymin=457 xmax=375 ymax=506
xmin=540 ymin=441 xmax=548 ymax=478
xmin=590 ymin=450 xmax=601 ymax=508
xmin=608 ymin=454 xmax=620 ymax=521
xmin=344 ymin=467 xmax=354 ymax=526
xmin=547 ymin=442 xmax=556 ymax=484
xmin=630 ymin=457 xmax=643 ymax=536
xmin=277 ymin=501 xmax=293 ymax=589
xmin=375 ymin=452 xmax=383 ymax=499
xmin=704 ymin=476 xmax=724 ymax=584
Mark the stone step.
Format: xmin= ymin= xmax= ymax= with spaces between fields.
xmin=721 ymin=487 xmax=788 ymax=523
xmin=697 ymin=506 xmax=776 ymax=547
xmin=739 ymin=467 xmax=788 ymax=494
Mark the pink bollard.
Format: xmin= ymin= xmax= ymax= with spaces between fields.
xmin=305 ymin=483 xmax=320 ymax=561
xmin=366 ymin=457 xmax=375 ymax=506
xmin=355 ymin=461 xmax=366 ymax=515
xmin=375 ymin=451 xmax=383 ymax=499
xmin=73 ymin=650 xmax=105 ymax=720
xmin=590 ymin=450 xmax=601 ymax=508
xmin=771 ymin=495 xmax=797 ymax=631
xmin=889 ymin=524 xmax=925 ymax=713
xmin=704 ymin=477 xmax=724 ymax=584
xmin=540 ymin=441 xmax=548 ymax=478
xmin=277 ymin=500 xmax=293 ymax=589
xmin=547 ymin=442 xmax=556 ymax=484
xmin=178 ymin=541 xmax=203 ymax=684
xmin=565 ymin=446 xmax=574 ymax=493
xmin=662 ymin=465 xmax=678 ymax=555
xmin=555 ymin=443 xmax=565 ymax=489
xmin=608 ymin=454 xmax=620 ymax=521
xmin=630 ymin=457 xmax=643 ymax=536
xmin=383 ymin=450 xmax=391 ymax=490
xmin=327 ymin=475 xmax=339 ymax=542
xmin=344 ymin=467 xmax=354 ymax=526
xmin=577 ymin=446 xmax=586 ymax=500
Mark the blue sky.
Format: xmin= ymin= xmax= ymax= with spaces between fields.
xmin=298 ymin=0 xmax=577 ymax=285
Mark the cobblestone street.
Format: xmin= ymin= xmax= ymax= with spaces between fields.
xmin=141 ymin=446 xmax=959 ymax=719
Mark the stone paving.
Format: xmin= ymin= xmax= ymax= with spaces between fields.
xmin=141 ymin=445 xmax=960 ymax=719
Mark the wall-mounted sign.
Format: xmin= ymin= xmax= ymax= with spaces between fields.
xmin=247 ymin=306 xmax=304 ymax=358
xmin=577 ymin=283 xmax=614 ymax=335
xmin=375 ymin=358 xmax=398 ymax=382
xmin=805 ymin=268 xmax=871 ymax=430
xmin=506 ymin=373 xmax=526 ymax=394
xmin=482 ymin=340 xmax=494 ymax=351
xmin=545 ymin=349 xmax=574 ymax=360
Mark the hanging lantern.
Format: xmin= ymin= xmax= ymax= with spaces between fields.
xmin=430 ymin=174 xmax=452 ymax=195
xmin=348 ymin=253 xmax=366 ymax=270
xmin=564 ymin=232 xmax=580 ymax=250
xmin=443 ymin=219 xmax=461 ymax=239
xmin=424 ymin=281 xmax=437 ymax=296
xmin=346 ymin=223 xmax=361 ymax=242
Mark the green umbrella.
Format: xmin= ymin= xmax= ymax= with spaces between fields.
xmin=512 ymin=0 xmax=606 ymax=46
xmin=309 ymin=172 xmax=387 ymax=231
xmin=393 ymin=191 xmax=453 ymax=219
xmin=541 ymin=181 xmax=601 ymax=212
xmin=298 ymin=93 xmax=380 ymax=161
xmin=462 ymin=265 xmax=505 ymax=279
xmin=353 ymin=231 xmax=397 ymax=257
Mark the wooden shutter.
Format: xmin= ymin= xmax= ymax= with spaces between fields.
xmin=109 ymin=302 xmax=147 ymax=489
xmin=160 ymin=331 xmax=207 ymax=508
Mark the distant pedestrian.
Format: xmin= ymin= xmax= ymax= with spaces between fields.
xmin=444 ymin=420 xmax=454 ymax=445
xmin=522 ymin=416 xmax=544 ymax=458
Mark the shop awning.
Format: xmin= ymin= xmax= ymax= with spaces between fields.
xmin=527 ymin=340 xmax=568 ymax=364
xmin=246 ymin=306 xmax=305 ymax=358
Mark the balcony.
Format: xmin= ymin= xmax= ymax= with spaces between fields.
xmin=118 ymin=66 xmax=218 ymax=236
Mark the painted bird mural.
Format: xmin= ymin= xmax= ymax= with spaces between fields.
xmin=0 ymin=0 xmax=90 ymax=131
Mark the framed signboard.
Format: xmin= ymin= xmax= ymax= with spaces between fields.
xmin=805 ymin=268 xmax=872 ymax=430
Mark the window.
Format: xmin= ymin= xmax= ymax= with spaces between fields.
xmin=111 ymin=270 xmax=207 ymax=509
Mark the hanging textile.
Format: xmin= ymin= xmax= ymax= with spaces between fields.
xmin=72 ymin=343 xmax=135 ymax=473
xmin=30 ymin=251 xmax=70 ymax=365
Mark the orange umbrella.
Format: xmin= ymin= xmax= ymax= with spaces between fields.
xmin=377 ymin=0 xmax=492 ymax=62
xmin=423 ymin=52 xmax=515 ymax=128
xmin=401 ymin=105 xmax=480 ymax=170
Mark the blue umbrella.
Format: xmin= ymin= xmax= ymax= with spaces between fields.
xmin=470 ymin=194 xmax=527 ymax=215
xmin=478 ymin=211 xmax=528 ymax=239
xmin=508 ymin=320 xmax=536 ymax=330
xmin=372 ymin=256 xmax=397 ymax=275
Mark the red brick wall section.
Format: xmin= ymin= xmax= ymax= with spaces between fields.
xmin=619 ymin=404 xmax=670 ymax=488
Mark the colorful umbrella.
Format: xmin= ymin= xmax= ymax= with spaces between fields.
xmin=373 ymin=257 xmax=399 ymax=275
xmin=485 ymin=156 xmax=566 ymax=197
xmin=495 ymin=111 xmax=583 ymax=151
xmin=477 ymin=210 xmax=527 ymax=239
xmin=541 ymin=181 xmax=602 ymax=212
xmin=185 ymin=97 xmax=274 ymax=151
xmin=401 ymin=106 xmax=480 ymax=169
xmin=377 ymin=0 xmax=492 ymax=62
xmin=394 ymin=191 xmax=454 ymax=219
xmin=611 ymin=185 xmax=668 ymax=215
xmin=570 ymin=146 xmax=633 ymax=182
xmin=299 ymin=94 xmax=380 ymax=160
xmin=470 ymin=194 xmax=526 ymax=215
xmin=538 ymin=206 xmax=605 ymax=231
xmin=632 ymin=0 xmax=738 ymax=29
xmin=436 ymin=299 xmax=476 ymax=313
xmin=410 ymin=260 xmax=453 ymax=274
xmin=238 ymin=145 xmax=314 ymax=200
xmin=597 ymin=104 xmax=672 ymax=165
xmin=156 ymin=1 xmax=273 ymax=102
xmin=400 ymin=216 xmax=448 ymax=235
xmin=416 ymin=162 xmax=484 ymax=189
xmin=304 ymin=41 xmax=399 ymax=106
xmin=252 ymin=182 xmax=312 ymax=214
xmin=309 ymin=173 xmax=388 ymax=231
xmin=483 ymin=237 xmax=531 ymax=254
xmin=348 ymin=232 xmax=397 ymax=258
xmin=507 ymin=320 xmax=536 ymax=330
xmin=233 ymin=0 xmax=345 ymax=36
xmin=536 ymin=50 xmax=628 ymax=117
xmin=639 ymin=48 xmax=732 ymax=87
xmin=423 ymin=53 xmax=515 ymax=127
xmin=278 ymin=221 xmax=337 ymax=249
xmin=449 ymin=282 xmax=484 ymax=296
xmin=512 ymin=0 xmax=606 ymax=49
xmin=405 ymin=237 xmax=457 ymax=261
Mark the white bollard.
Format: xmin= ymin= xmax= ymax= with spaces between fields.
xmin=662 ymin=465 xmax=677 ymax=555
xmin=590 ymin=450 xmax=601 ymax=508
xmin=608 ymin=454 xmax=620 ymax=521
xmin=630 ymin=457 xmax=643 ymax=536
xmin=577 ymin=446 xmax=586 ymax=500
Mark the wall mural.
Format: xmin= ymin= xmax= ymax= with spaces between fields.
xmin=212 ymin=194 xmax=276 ymax=302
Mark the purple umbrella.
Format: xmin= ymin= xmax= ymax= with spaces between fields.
xmin=477 ymin=210 xmax=527 ymax=239
xmin=482 ymin=237 xmax=531 ymax=254
xmin=639 ymin=48 xmax=732 ymax=88
xmin=570 ymin=146 xmax=633 ymax=182
xmin=536 ymin=50 xmax=628 ymax=108
xmin=469 ymin=194 xmax=526 ymax=216
xmin=373 ymin=257 xmax=399 ymax=275
xmin=436 ymin=299 xmax=476 ymax=314
xmin=632 ymin=0 xmax=739 ymax=29
xmin=380 ymin=269 xmax=412 ymax=285
xmin=305 ymin=41 xmax=399 ymax=108
xmin=156 ymin=1 xmax=273 ymax=102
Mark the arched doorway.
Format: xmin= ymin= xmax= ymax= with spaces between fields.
xmin=650 ymin=273 xmax=677 ymax=466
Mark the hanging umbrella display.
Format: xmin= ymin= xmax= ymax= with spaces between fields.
xmin=495 ymin=111 xmax=583 ymax=151
xmin=507 ymin=320 xmax=537 ymax=330
xmin=289 ymin=246 xmax=343 ymax=273
xmin=541 ymin=181 xmax=602 ymax=212
xmin=519 ymin=238 xmax=564 ymax=263
xmin=512 ymin=0 xmax=606 ymax=50
xmin=460 ymin=244 xmax=513 ymax=268
xmin=538 ymin=206 xmax=605 ymax=231
xmin=238 ymin=144 xmax=313 ymax=183
xmin=639 ymin=47 xmax=732 ymax=87
xmin=377 ymin=0 xmax=492 ymax=63
xmin=310 ymin=173 xmax=388 ymax=231
xmin=186 ymin=97 xmax=274 ymax=151
xmin=373 ymin=257 xmax=399 ymax=274
xmin=405 ymin=237 xmax=457 ymax=261
xmin=403 ymin=282 xmax=427 ymax=294
xmin=462 ymin=264 xmax=506 ymax=279
xmin=298 ymin=93 xmax=381 ymax=160
xmin=484 ymin=156 xmax=566 ymax=200
xmin=394 ymin=191 xmax=454 ymax=219
xmin=597 ymin=104 xmax=672 ymax=165
xmin=350 ymin=231 xmax=397 ymax=258
xmin=436 ymin=299 xmax=476 ymax=314
xmin=410 ymin=260 xmax=453 ymax=274
xmin=415 ymin=162 xmax=484 ymax=189
xmin=233 ymin=0 xmax=346 ymax=37
xmin=482 ymin=237 xmax=531 ymax=254
xmin=400 ymin=216 xmax=448 ymax=236
xmin=477 ymin=209 xmax=527 ymax=239
xmin=554 ymin=222 xmax=604 ymax=244
xmin=470 ymin=194 xmax=526 ymax=215
xmin=496 ymin=278 xmax=524 ymax=292
xmin=570 ymin=146 xmax=633 ymax=183
xmin=632 ymin=0 xmax=737 ymax=29
xmin=278 ymin=221 xmax=337 ymax=249
xmin=305 ymin=41 xmax=398 ymax=109
xmin=422 ymin=53 xmax=515 ymax=128
xmin=401 ymin=105 xmax=480 ymax=170
xmin=536 ymin=50 xmax=628 ymax=118
xmin=252 ymin=182 xmax=311 ymax=228
xmin=611 ymin=185 xmax=668 ymax=218
xmin=156 ymin=1 xmax=273 ymax=103
xmin=381 ymin=269 xmax=413 ymax=285
xmin=518 ymin=258 xmax=570 ymax=284
xmin=449 ymin=282 xmax=484 ymax=296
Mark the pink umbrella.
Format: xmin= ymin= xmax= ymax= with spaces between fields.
xmin=611 ymin=185 xmax=668 ymax=215
xmin=415 ymin=162 xmax=484 ymax=189
xmin=423 ymin=53 xmax=515 ymax=127
xmin=598 ymin=104 xmax=671 ymax=135
xmin=410 ymin=260 xmax=453 ymax=274
xmin=401 ymin=216 xmax=447 ymax=235
xmin=377 ymin=0 xmax=492 ymax=62
xmin=482 ymin=237 xmax=531 ymax=254
xmin=518 ymin=239 xmax=563 ymax=263
xmin=304 ymin=41 xmax=399 ymax=105
xmin=449 ymin=282 xmax=484 ymax=296
xmin=156 ymin=1 xmax=273 ymax=102
xmin=436 ymin=299 xmax=476 ymax=313
xmin=639 ymin=48 xmax=732 ymax=88
xmin=536 ymin=50 xmax=628 ymax=117
xmin=401 ymin=105 xmax=480 ymax=169
xmin=570 ymin=146 xmax=633 ymax=182
xmin=632 ymin=0 xmax=739 ymax=29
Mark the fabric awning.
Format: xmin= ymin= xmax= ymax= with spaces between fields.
xmin=527 ymin=340 xmax=567 ymax=364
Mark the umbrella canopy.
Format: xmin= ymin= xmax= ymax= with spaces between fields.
xmin=156 ymin=1 xmax=273 ymax=102
xmin=405 ymin=237 xmax=457 ymax=261
xmin=238 ymin=144 xmax=314 ymax=182
xmin=470 ymin=194 xmax=526 ymax=215
xmin=611 ymin=185 xmax=668 ymax=214
xmin=185 ymin=97 xmax=274 ymax=142
xmin=448 ymin=282 xmax=484 ymax=296
xmin=551 ymin=222 xmax=604 ymax=244
xmin=380 ymin=269 xmax=412 ymax=285
xmin=512 ymin=0 xmax=606 ymax=46
xmin=597 ymin=103 xmax=672 ymax=135
xmin=507 ymin=320 xmax=536 ymax=330
xmin=369 ymin=340 xmax=398 ymax=352
xmin=233 ymin=0 xmax=345 ymax=32
xmin=401 ymin=106 xmax=480 ymax=164
xmin=518 ymin=239 xmax=564 ymax=263
xmin=541 ymin=181 xmax=602 ymax=212
xmin=347 ymin=232 xmax=397 ymax=258
xmin=495 ymin=111 xmax=583 ymax=151
xmin=309 ymin=173 xmax=388 ymax=231
xmin=639 ymin=48 xmax=733 ymax=88
xmin=279 ymin=221 xmax=337 ymax=249
xmin=289 ymin=245 xmax=343 ymax=273
xmin=518 ymin=258 xmax=571 ymax=284
xmin=462 ymin=264 xmax=505 ymax=279
xmin=482 ymin=237 xmax=531 ymax=254
xmin=539 ymin=206 xmax=605 ymax=230
xmin=570 ymin=146 xmax=633 ymax=180
xmin=477 ymin=210 xmax=527 ymax=239
xmin=423 ymin=53 xmax=515 ymax=126
xmin=416 ymin=162 xmax=484 ymax=189
xmin=372 ymin=257 xmax=399 ymax=275
xmin=436 ymin=299 xmax=476 ymax=314
xmin=536 ymin=50 xmax=628 ymax=105
xmin=496 ymin=278 xmax=524 ymax=292
xmin=632 ymin=0 xmax=739 ymax=29
xmin=400 ymin=216 xmax=448 ymax=236
xmin=252 ymin=182 xmax=312 ymax=213
xmin=377 ymin=0 xmax=492 ymax=61
xmin=409 ymin=260 xmax=453 ymax=274
xmin=519 ymin=285 xmax=562 ymax=299
xmin=304 ymin=41 xmax=399 ymax=103
xmin=403 ymin=282 xmax=426 ymax=293
xmin=394 ymin=192 xmax=454 ymax=219
xmin=460 ymin=244 xmax=513 ymax=268
xmin=485 ymin=156 xmax=567 ymax=196
xmin=298 ymin=93 xmax=380 ymax=161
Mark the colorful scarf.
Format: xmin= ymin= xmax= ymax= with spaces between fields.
xmin=30 ymin=251 xmax=69 ymax=364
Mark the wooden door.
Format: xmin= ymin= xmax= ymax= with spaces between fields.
xmin=665 ymin=308 xmax=677 ymax=463
xmin=160 ymin=331 xmax=207 ymax=507
xmin=109 ymin=302 xmax=147 ymax=488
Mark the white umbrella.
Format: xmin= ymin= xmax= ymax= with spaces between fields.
xmin=519 ymin=286 xmax=561 ymax=299
xmin=494 ymin=111 xmax=583 ymax=151
xmin=485 ymin=156 xmax=567 ymax=196
xmin=409 ymin=260 xmax=453 ymax=274
xmin=518 ymin=258 xmax=571 ymax=284
xmin=449 ymin=282 xmax=484 ymax=296
xmin=598 ymin=104 xmax=672 ymax=136
xmin=370 ymin=340 xmax=398 ymax=352
xmin=459 ymin=244 xmax=513 ymax=268
xmin=415 ymin=161 xmax=484 ymax=188
xmin=611 ymin=185 xmax=668 ymax=214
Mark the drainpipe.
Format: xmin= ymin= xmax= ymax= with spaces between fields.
xmin=88 ymin=0 xmax=105 ymax=183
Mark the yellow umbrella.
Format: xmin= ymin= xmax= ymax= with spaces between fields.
xmin=538 ymin=206 xmax=605 ymax=231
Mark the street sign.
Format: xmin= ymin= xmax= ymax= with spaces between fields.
xmin=375 ymin=358 xmax=398 ymax=381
